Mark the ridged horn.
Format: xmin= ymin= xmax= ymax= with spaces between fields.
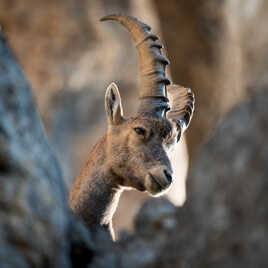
xmin=100 ymin=14 xmax=171 ymax=117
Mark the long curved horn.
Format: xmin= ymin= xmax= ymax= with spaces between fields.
xmin=100 ymin=14 xmax=171 ymax=117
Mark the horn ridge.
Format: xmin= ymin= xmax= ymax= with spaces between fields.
xmin=136 ymin=34 xmax=159 ymax=47
xmin=150 ymin=42 xmax=163 ymax=49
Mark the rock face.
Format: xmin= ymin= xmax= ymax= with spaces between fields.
xmin=0 ymin=31 xmax=93 ymax=268
xmin=184 ymin=89 xmax=268 ymax=267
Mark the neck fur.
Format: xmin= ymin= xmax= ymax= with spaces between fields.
xmin=69 ymin=135 xmax=123 ymax=238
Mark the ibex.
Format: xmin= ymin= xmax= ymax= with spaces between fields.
xmin=69 ymin=14 xmax=194 ymax=240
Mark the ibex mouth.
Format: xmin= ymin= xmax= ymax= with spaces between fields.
xmin=148 ymin=172 xmax=167 ymax=189
xmin=145 ymin=171 xmax=172 ymax=196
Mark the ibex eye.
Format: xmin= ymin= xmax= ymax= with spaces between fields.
xmin=134 ymin=127 xmax=146 ymax=136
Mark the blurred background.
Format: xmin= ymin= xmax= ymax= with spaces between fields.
xmin=1 ymin=0 xmax=268 ymax=242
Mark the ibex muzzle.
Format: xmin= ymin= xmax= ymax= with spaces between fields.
xmin=69 ymin=14 xmax=195 ymax=239
xmin=145 ymin=166 xmax=173 ymax=196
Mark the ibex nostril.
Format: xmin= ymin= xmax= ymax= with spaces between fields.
xmin=164 ymin=169 xmax=173 ymax=184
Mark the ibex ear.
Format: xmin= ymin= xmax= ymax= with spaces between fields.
xmin=105 ymin=82 xmax=124 ymax=125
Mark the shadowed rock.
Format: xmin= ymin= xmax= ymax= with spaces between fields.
xmin=0 ymin=32 xmax=93 ymax=267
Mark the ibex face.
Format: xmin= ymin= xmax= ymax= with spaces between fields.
xmin=105 ymin=83 xmax=176 ymax=196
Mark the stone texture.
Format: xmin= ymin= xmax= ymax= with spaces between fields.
xmin=0 ymin=31 xmax=93 ymax=268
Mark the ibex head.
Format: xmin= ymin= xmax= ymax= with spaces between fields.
xmin=101 ymin=15 xmax=195 ymax=196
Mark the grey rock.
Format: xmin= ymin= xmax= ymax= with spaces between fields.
xmin=0 ymin=32 xmax=93 ymax=267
